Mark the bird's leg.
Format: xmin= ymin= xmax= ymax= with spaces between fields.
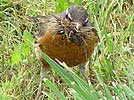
xmin=35 ymin=67 xmax=50 ymax=100
xmin=79 ymin=61 xmax=89 ymax=83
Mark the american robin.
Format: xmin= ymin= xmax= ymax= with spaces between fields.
xmin=29 ymin=5 xmax=99 ymax=81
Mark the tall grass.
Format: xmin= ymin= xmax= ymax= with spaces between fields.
xmin=0 ymin=0 xmax=134 ymax=100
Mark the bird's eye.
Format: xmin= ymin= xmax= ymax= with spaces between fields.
xmin=67 ymin=13 xmax=73 ymax=21
xmin=85 ymin=18 xmax=88 ymax=24
xmin=83 ymin=18 xmax=88 ymax=26
xmin=65 ymin=10 xmax=73 ymax=21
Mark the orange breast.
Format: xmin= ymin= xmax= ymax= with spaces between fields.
xmin=37 ymin=27 xmax=99 ymax=67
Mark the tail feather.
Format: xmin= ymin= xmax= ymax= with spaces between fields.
xmin=26 ymin=16 xmax=49 ymax=23
xmin=25 ymin=16 xmax=40 ymax=23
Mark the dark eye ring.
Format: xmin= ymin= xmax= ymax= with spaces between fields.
xmin=83 ymin=18 xmax=88 ymax=26
xmin=85 ymin=18 xmax=88 ymax=24
xmin=65 ymin=11 xmax=73 ymax=21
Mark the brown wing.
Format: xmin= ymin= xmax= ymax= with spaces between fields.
xmin=28 ymin=15 xmax=55 ymax=38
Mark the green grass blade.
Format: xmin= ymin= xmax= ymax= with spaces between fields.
xmin=68 ymin=69 xmax=100 ymax=99
xmin=41 ymin=52 xmax=100 ymax=100
xmin=44 ymin=79 xmax=67 ymax=100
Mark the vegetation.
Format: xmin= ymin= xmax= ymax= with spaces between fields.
xmin=0 ymin=0 xmax=134 ymax=100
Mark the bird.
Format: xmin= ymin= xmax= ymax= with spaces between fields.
xmin=28 ymin=5 xmax=99 ymax=82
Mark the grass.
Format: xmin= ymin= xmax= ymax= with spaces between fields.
xmin=0 ymin=0 xmax=134 ymax=100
